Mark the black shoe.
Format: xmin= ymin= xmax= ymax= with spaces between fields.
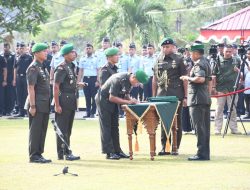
xmin=171 ymin=149 xmax=179 ymax=156
xmin=66 ymin=154 xmax=80 ymax=161
xmin=188 ymin=155 xmax=210 ymax=161
xmin=40 ymin=155 xmax=52 ymax=163
xmin=106 ymin=153 xmax=120 ymax=160
xmin=14 ymin=113 xmax=24 ymax=117
xmin=83 ymin=115 xmax=90 ymax=118
xmin=30 ymin=155 xmax=51 ymax=163
xmin=90 ymin=114 xmax=95 ymax=118
xmin=158 ymin=149 xmax=170 ymax=156
xmin=118 ymin=152 xmax=129 ymax=159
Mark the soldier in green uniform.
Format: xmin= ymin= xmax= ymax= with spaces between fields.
xmin=26 ymin=43 xmax=51 ymax=163
xmin=96 ymin=69 xmax=148 ymax=160
xmin=180 ymin=42 xmax=212 ymax=161
xmin=152 ymin=37 xmax=187 ymax=155
xmin=98 ymin=47 xmax=119 ymax=86
xmin=53 ymin=44 xmax=80 ymax=161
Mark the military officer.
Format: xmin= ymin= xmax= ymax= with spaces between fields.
xmin=140 ymin=43 xmax=156 ymax=100
xmin=96 ymin=37 xmax=111 ymax=68
xmin=26 ymin=43 xmax=51 ymax=163
xmin=0 ymin=53 xmax=7 ymax=117
xmin=113 ymin=41 xmax=129 ymax=73
xmin=152 ymin=37 xmax=187 ymax=155
xmin=96 ymin=66 xmax=148 ymax=160
xmin=13 ymin=42 xmax=33 ymax=117
xmin=182 ymin=45 xmax=193 ymax=133
xmin=98 ymin=47 xmax=119 ymax=86
xmin=77 ymin=43 xmax=99 ymax=118
xmin=53 ymin=44 xmax=80 ymax=161
xmin=49 ymin=40 xmax=67 ymax=85
xmin=113 ymin=42 xmax=130 ymax=117
xmin=2 ymin=43 xmax=16 ymax=116
xmin=128 ymin=43 xmax=141 ymax=99
xmin=180 ymin=42 xmax=212 ymax=161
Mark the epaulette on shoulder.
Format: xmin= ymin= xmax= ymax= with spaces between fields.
xmin=27 ymin=63 xmax=37 ymax=72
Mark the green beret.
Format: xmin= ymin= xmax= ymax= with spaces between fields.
xmin=105 ymin=47 xmax=119 ymax=57
xmin=31 ymin=43 xmax=48 ymax=53
xmin=190 ymin=43 xmax=204 ymax=52
xmin=135 ymin=69 xmax=149 ymax=84
xmin=60 ymin=44 xmax=75 ymax=56
xmin=160 ymin=37 xmax=174 ymax=46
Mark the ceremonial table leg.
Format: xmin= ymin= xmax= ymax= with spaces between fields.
xmin=171 ymin=115 xmax=178 ymax=154
xmin=143 ymin=105 xmax=159 ymax=161
xmin=125 ymin=111 xmax=137 ymax=160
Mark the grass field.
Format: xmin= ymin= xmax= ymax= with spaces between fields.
xmin=0 ymin=118 xmax=250 ymax=190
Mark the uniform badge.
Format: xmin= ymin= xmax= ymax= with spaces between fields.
xmin=172 ymin=60 xmax=177 ymax=68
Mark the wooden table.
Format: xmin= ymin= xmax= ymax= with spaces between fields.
xmin=122 ymin=102 xmax=178 ymax=161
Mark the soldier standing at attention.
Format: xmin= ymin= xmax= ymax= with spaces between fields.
xmin=96 ymin=65 xmax=148 ymax=159
xmin=180 ymin=42 xmax=212 ymax=161
xmin=0 ymin=53 xmax=7 ymax=117
xmin=2 ymin=43 xmax=16 ymax=116
xmin=140 ymin=43 xmax=156 ymax=100
xmin=53 ymin=44 xmax=80 ymax=161
xmin=26 ymin=43 xmax=51 ymax=163
xmin=96 ymin=37 xmax=111 ymax=68
xmin=152 ymin=37 xmax=187 ymax=155
xmin=77 ymin=43 xmax=99 ymax=118
xmin=13 ymin=42 xmax=33 ymax=117
xmin=98 ymin=47 xmax=119 ymax=86
xmin=113 ymin=41 xmax=129 ymax=73
xmin=128 ymin=43 xmax=141 ymax=100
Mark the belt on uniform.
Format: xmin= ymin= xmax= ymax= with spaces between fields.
xmin=84 ymin=76 xmax=97 ymax=79
xmin=18 ymin=74 xmax=25 ymax=76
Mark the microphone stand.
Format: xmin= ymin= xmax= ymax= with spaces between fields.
xmin=51 ymin=120 xmax=78 ymax=176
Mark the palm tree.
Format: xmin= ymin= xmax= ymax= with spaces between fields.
xmin=95 ymin=0 xmax=166 ymax=43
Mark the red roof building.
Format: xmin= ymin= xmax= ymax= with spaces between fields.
xmin=198 ymin=6 xmax=250 ymax=42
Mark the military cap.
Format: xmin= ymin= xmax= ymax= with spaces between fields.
xmin=32 ymin=43 xmax=48 ymax=53
xmin=232 ymin=44 xmax=238 ymax=49
xmin=190 ymin=42 xmax=204 ymax=52
xmin=4 ymin=42 xmax=10 ymax=47
xmin=60 ymin=40 xmax=67 ymax=46
xmin=194 ymin=40 xmax=203 ymax=44
xmin=102 ymin=37 xmax=110 ymax=43
xmin=160 ymin=37 xmax=174 ymax=46
xmin=86 ymin=42 xmax=93 ymax=48
xmin=142 ymin=45 xmax=147 ymax=49
xmin=20 ymin=42 xmax=26 ymax=47
xmin=51 ymin=41 xmax=57 ymax=46
xmin=105 ymin=47 xmax=119 ymax=57
xmin=60 ymin=43 xmax=75 ymax=56
xmin=225 ymin=44 xmax=233 ymax=48
xmin=31 ymin=41 xmax=36 ymax=46
xmin=147 ymin=43 xmax=154 ymax=48
xmin=113 ymin=41 xmax=122 ymax=47
xmin=185 ymin=44 xmax=191 ymax=50
xmin=135 ymin=69 xmax=149 ymax=84
xmin=16 ymin=42 xmax=20 ymax=47
xmin=129 ymin=43 xmax=136 ymax=49
xmin=217 ymin=43 xmax=225 ymax=48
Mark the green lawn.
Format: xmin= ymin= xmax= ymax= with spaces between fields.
xmin=0 ymin=119 xmax=249 ymax=190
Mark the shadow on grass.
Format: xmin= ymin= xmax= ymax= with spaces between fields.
xmin=49 ymin=154 xmax=250 ymax=170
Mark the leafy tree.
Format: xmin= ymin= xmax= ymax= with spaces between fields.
xmin=95 ymin=0 xmax=166 ymax=43
xmin=0 ymin=0 xmax=50 ymax=36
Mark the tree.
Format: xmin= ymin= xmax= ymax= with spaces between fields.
xmin=95 ymin=0 xmax=166 ymax=43
xmin=0 ymin=0 xmax=50 ymax=37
